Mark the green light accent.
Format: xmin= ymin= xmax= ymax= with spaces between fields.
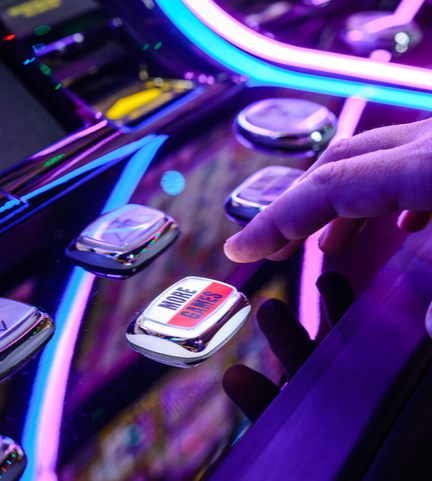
xmin=10 ymin=455 xmax=15 ymax=458
xmin=154 ymin=42 xmax=162 ymax=50
xmin=55 ymin=84 xmax=62 ymax=90
xmin=43 ymin=154 xmax=65 ymax=167
xmin=40 ymin=64 xmax=51 ymax=76
xmin=141 ymin=44 xmax=149 ymax=51
xmin=34 ymin=25 xmax=51 ymax=36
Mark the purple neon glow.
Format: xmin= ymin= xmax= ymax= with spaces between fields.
xmin=33 ymin=33 xmax=85 ymax=57
xmin=298 ymin=99 xmax=368 ymax=338
xmin=299 ymin=49 xmax=390 ymax=338
xmin=181 ymin=0 xmax=431 ymax=91
xmin=365 ymin=0 xmax=424 ymax=33
xmin=35 ymin=271 xmax=95 ymax=481
xmin=31 ymin=121 xmax=108 ymax=158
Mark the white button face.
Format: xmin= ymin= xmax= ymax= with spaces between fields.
xmin=237 ymin=166 xmax=304 ymax=206
xmin=80 ymin=205 xmax=166 ymax=254
xmin=0 ymin=299 xmax=37 ymax=342
xmin=241 ymin=98 xmax=330 ymax=135
xmin=139 ymin=277 xmax=238 ymax=339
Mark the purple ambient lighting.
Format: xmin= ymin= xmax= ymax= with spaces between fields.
xmin=33 ymin=33 xmax=84 ymax=57
xmin=299 ymin=96 xmax=368 ymax=337
xmin=365 ymin=0 xmax=424 ymax=33
xmin=181 ymin=0 xmax=431 ymax=92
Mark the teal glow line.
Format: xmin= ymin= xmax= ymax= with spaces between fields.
xmin=156 ymin=0 xmax=432 ymax=111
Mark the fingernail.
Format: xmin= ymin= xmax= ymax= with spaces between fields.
xmin=317 ymin=227 xmax=328 ymax=249
xmin=396 ymin=210 xmax=409 ymax=230
xmin=223 ymin=238 xmax=236 ymax=260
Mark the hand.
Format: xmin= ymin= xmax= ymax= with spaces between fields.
xmin=224 ymin=117 xmax=432 ymax=263
xmin=223 ymin=270 xmax=354 ymax=421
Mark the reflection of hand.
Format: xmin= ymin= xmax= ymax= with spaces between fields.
xmin=223 ymin=271 xmax=354 ymax=421
xmin=224 ymin=118 xmax=432 ymax=263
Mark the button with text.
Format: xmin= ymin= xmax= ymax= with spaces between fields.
xmin=126 ymin=277 xmax=250 ymax=367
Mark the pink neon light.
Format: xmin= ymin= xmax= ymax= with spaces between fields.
xmin=366 ymin=0 xmax=424 ymax=33
xmin=299 ymin=99 xmax=368 ymax=337
xmin=299 ymin=49 xmax=390 ymax=338
xmin=182 ymin=0 xmax=431 ymax=91
xmin=31 ymin=121 xmax=109 ymax=158
xmin=35 ymin=272 xmax=95 ymax=481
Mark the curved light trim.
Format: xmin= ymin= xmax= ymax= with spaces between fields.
xmin=180 ymin=0 xmax=430 ymax=92
xmin=156 ymin=0 xmax=432 ymax=111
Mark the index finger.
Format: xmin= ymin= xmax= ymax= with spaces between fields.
xmin=224 ymin=142 xmax=432 ymax=262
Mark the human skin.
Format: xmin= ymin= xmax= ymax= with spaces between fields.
xmin=224 ymin=117 xmax=432 ymax=262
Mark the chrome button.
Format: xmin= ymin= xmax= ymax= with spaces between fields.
xmin=0 ymin=298 xmax=54 ymax=382
xmin=225 ymin=165 xmax=304 ymax=224
xmin=235 ymin=98 xmax=337 ymax=151
xmin=126 ymin=277 xmax=251 ymax=368
xmin=67 ymin=204 xmax=179 ymax=278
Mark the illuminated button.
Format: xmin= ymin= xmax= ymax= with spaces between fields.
xmin=67 ymin=204 xmax=179 ymax=278
xmin=0 ymin=298 xmax=54 ymax=382
xmin=0 ymin=435 xmax=26 ymax=481
xmin=235 ymin=98 xmax=337 ymax=151
xmin=126 ymin=277 xmax=250 ymax=367
xmin=225 ymin=165 xmax=304 ymax=224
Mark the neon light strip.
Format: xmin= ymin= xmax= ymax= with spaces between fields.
xmin=31 ymin=121 xmax=108 ymax=158
xmin=22 ymin=135 xmax=168 ymax=481
xmin=33 ymin=33 xmax=84 ymax=57
xmin=21 ymin=135 xmax=156 ymax=202
xmin=22 ymin=268 xmax=95 ymax=481
xmin=178 ymin=0 xmax=430 ymax=92
xmin=299 ymin=97 xmax=369 ymax=338
xmin=367 ymin=0 xmax=424 ymax=32
xmin=156 ymin=0 xmax=432 ymax=111
xmin=299 ymin=98 xmax=368 ymax=338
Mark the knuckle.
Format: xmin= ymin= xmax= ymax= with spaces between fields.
xmin=323 ymin=138 xmax=351 ymax=161
xmin=307 ymin=162 xmax=343 ymax=191
xmin=414 ymin=133 xmax=432 ymax=152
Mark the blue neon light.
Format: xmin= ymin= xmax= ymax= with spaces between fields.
xmin=102 ymin=135 xmax=168 ymax=212
xmin=21 ymin=267 xmax=92 ymax=481
xmin=21 ymin=134 xmax=156 ymax=203
xmin=156 ymin=0 xmax=432 ymax=111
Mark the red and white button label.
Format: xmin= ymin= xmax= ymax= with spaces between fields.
xmin=143 ymin=278 xmax=235 ymax=330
